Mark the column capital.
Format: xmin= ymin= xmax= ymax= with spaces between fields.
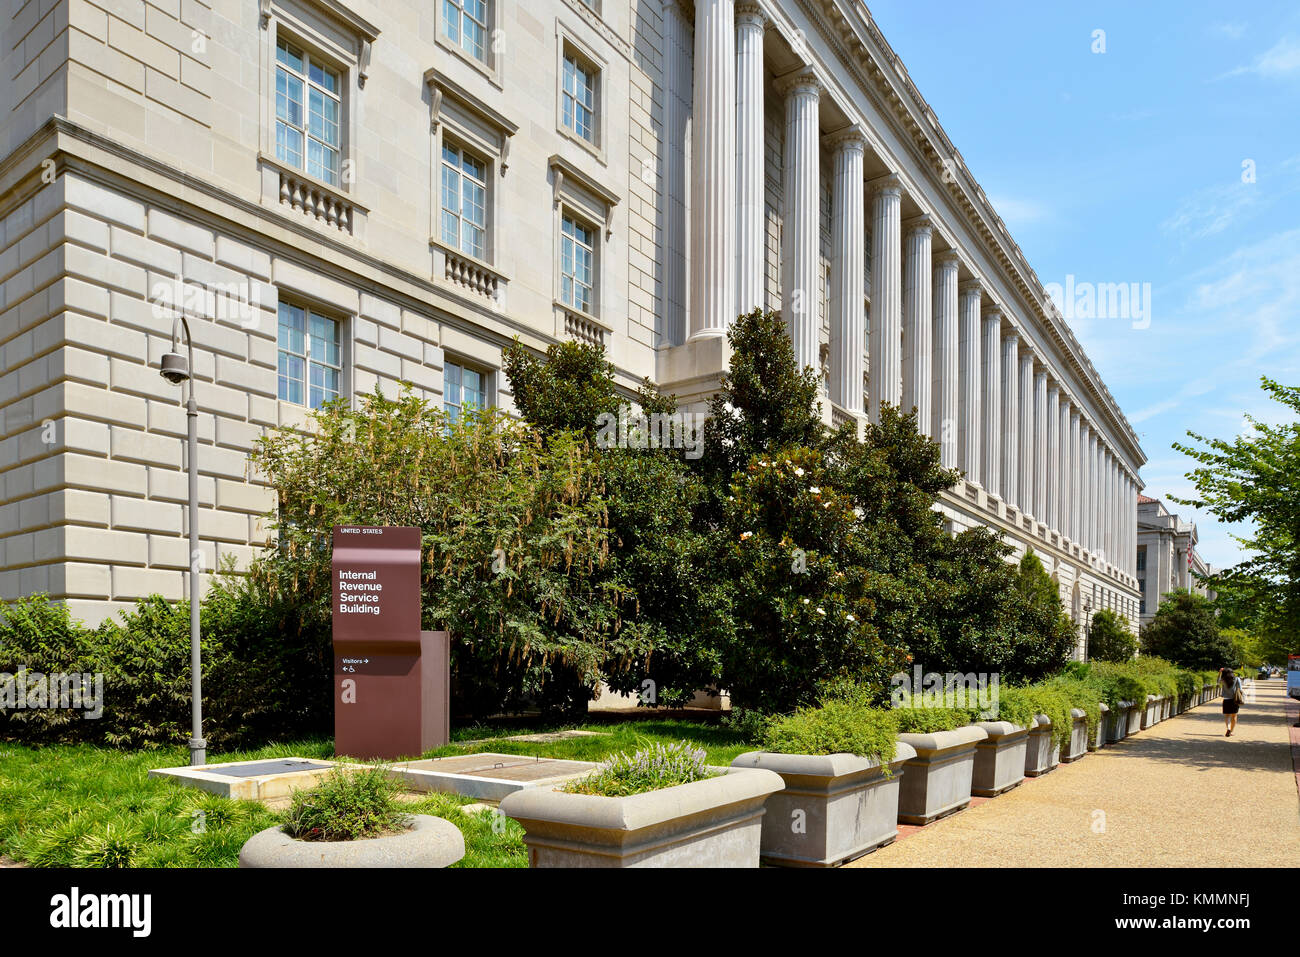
xmin=868 ymin=171 xmax=903 ymax=198
xmin=934 ymin=249 xmax=962 ymax=270
xmin=983 ymin=307 xmax=1003 ymax=324
xmin=903 ymin=213 xmax=933 ymax=237
xmin=776 ymin=67 xmax=823 ymax=99
xmin=958 ymin=277 xmax=982 ymax=299
xmin=1002 ymin=328 xmax=1020 ymax=346
xmin=825 ymin=124 xmax=866 ymax=154
xmin=735 ymin=1 xmax=769 ymax=28
xmin=1046 ymin=380 xmax=1060 ymax=396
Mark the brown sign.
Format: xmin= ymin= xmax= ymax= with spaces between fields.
xmin=332 ymin=525 xmax=422 ymax=640
xmin=331 ymin=526 xmax=448 ymax=760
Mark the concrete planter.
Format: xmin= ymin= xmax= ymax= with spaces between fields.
xmin=970 ymin=721 xmax=1031 ymax=796
xmin=895 ymin=726 xmax=987 ymax=825
xmin=496 ymin=767 xmax=783 ymax=868
xmin=1023 ymin=714 xmax=1060 ymax=776
xmin=1163 ymin=696 xmax=1173 ymax=720
xmin=1061 ymin=709 xmax=1089 ymax=763
xmin=1106 ymin=701 xmax=1134 ymax=743
xmin=238 ymin=814 xmax=464 ymax=868
xmin=1092 ymin=703 xmax=1109 ymax=750
xmin=731 ymin=745 xmax=917 ymax=867
xmin=1141 ymin=695 xmax=1159 ymax=729
xmin=1125 ymin=701 xmax=1143 ymax=736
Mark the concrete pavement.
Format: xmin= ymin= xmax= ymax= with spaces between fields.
xmin=850 ymin=679 xmax=1300 ymax=867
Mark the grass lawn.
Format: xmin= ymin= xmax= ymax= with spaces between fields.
xmin=0 ymin=717 xmax=756 ymax=868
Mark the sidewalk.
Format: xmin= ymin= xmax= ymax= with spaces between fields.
xmin=850 ymin=680 xmax=1300 ymax=867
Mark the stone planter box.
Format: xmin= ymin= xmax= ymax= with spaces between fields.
xmin=895 ymin=726 xmax=987 ymax=825
xmin=1141 ymin=695 xmax=1159 ymax=729
xmin=1023 ymin=714 xmax=1060 ymax=776
xmin=1106 ymin=701 xmax=1134 ymax=743
xmin=1092 ymin=703 xmax=1109 ymax=750
xmin=1125 ymin=701 xmax=1143 ymax=736
xmin=1061 ymin=709 xmax=1089 ymax=763
xmin=496 ymin=767 xmax=783 ymax=868
xmin=730 ymin=744 xmax=917 ymax=867
xmin=238 ymin=814 xmax=464 ymax=868
xmin=1163 ymin=696 xmax=1173 ymax=720
xmin=971 ymin=721 xmax=1031 ymax=796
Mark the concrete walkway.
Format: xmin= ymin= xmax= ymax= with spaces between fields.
xmin=850 ymin=680 xmax=1300 ymax=868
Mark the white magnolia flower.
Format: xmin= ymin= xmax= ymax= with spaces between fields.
xmin=810 ymin=486 xmax=821 ymax=494
xmin=846 ymin=613 xmax=855 ymax=622
xmin=794 ymin=467 xmax=805 ymax=477
xmin=816 ymin=607 xmax=826 ymax=616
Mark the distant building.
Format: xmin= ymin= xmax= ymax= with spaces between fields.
xmin=1136 ymin=495 xmax=1213 ymax=625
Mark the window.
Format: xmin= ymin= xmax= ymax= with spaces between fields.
xmin=440 ymin=141 xmax=488 ymax=259
xmin=442 ymin=0 xmax=489 ymax=63
xmin=276 ymin=38 xmax=341 ymax=185
xmin=561 ymin=51 xmax=597 ymax=144
xmin=444 ymin=361 xmax=488 ymax=423
xmin=278 ymin=302 xmax=341 ymax=408
xmin=1136 ymin=547 xmax=1146 ymax=572
xmin=560 ymin=213 xmax=595 ymax=313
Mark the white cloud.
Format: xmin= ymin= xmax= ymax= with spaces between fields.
xmin=1221 ymin=36 xmax=1300 ymax=79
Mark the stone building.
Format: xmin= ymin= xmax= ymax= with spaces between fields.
xmin=1136 ymin=495 xmax=1212 ymax=626
xmin=0 ymin=0 xmax=1144 ymax=644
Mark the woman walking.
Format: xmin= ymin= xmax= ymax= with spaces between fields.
xmin=1220 ymin=667 xmax=1243 ymax=736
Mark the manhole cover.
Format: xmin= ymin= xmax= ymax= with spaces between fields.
xmin=201 ymin=760 xmax=334 ymax=779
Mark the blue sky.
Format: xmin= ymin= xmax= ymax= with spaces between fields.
xmin=866 ymin=0 xmax=1300 ymax=570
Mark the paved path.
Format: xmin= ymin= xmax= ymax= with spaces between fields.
xmin=850 ymin=680 xmax=1300 ymax=868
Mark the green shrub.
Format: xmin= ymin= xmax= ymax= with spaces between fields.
xmin=1041 ymin=676 xmax=1103 ymax=748
xmin=1018 ymin=685 xmax=1074 ymax=752
xmin=1088 ymin=609 xmax=1138 ymax=662
xmin=0 ymin=574 xmax=331 ymax=750
xmin=563 ymin=740 xmax=716 ymax=797
xmin=281 ymin=766 xmax=409 ymax=842
xmin=891 ymin=695 xmax=977 ymax=734
xmin=981 ymin=685 xmax=1038 ymax=730
xmin=762 ymin=701 xmax=899 ymax=765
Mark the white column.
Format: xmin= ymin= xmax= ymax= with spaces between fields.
xmin=981 ymin=310 xmax=1002 ymax=497
xmin=902 ymin=216 xmax=933 ymax=433
xmin=1069 ymin=409 xmax=1081 ymax=543
xmin=1001 ymin=330 xmax=1019 ymax=507
xmin=1087 ymin=430 xmax=1100 ymax=556
xmin=1079 ymin=421 xmax=1091 ymax=550
xmin=779 ymin=69 xmax=821 ymax=370
xmin=689 ymin=0 xmax=736 ymax=339
xmin=932 ymin=251 xmax=959 ymax=467
xmin=735 ymin=3 xmax=766 ymax=314
xmin=1046 ymin=382 xmax=1060 ymax=532
xmin=1018 ymin=348 xmax=1035 ymax=517
xmin=662 ymin=0 xmax=691 ymax=344
xmin=1104 ymin=451 xmax=1115 ymax=566
xmin=828 ymin=129 xmax=866 ymax=414
xmin=1057 ymin=397 xmax=1070 ymax=539
xmin=957 ymin=280 xmax=982 ymax=485
xmin=1033 ymin=369 xmax=1048 ymax=523
xmin=869 ymin=174 xmax=903 ymax=423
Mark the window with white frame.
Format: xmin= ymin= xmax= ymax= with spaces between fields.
xmin=444 ymin=360 xmax=489 ymax=423
xmin=560 ymin=212 xmax=595 ymax=314
xmin=276 ymin=37 xmax=342 ymax=185
xmin=278 ymin=301 xmax=342 ymax=409
xmin=440 ymin=140 xmax=488 ymax=259
xmin=442 ymin=0 xmax=489 ymax=63
xmin=561 ymin=50 xmax=597 ymax=144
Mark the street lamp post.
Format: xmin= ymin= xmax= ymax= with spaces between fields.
xmin=159 ymin=317 xmax=206 ymax=766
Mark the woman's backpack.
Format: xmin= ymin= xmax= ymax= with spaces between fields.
xmin=1233 ymin=678 xmax=1245 ymax=703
